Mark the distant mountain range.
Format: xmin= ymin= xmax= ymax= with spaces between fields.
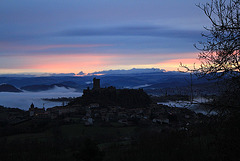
xmin=0 ymin=69 xmax=221 ymax=95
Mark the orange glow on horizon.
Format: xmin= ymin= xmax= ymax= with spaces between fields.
xmin=0 ymin=52 xmax=201 ymax=74
xmin=26 ymin=54 xmax=117 ymax=74
xmin=158 ymin=58 xmax=201 ymax=71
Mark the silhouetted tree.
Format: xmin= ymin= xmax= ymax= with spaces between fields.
xmin=179 ymin=63 xmax=199 ymax=103
xmin=195 ymin=0 xmax=240 ymax=77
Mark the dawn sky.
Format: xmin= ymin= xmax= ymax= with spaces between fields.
xmin=0 ymin=0 xmax=210 ymax=74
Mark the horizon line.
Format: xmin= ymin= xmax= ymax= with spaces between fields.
xmin=0 ymin=68 xmax=183 ymax=77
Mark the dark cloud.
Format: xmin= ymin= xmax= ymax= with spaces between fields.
xmin=0 ymin=24 xmax=202 ymax=56
xmin=57 ymin=25 xmax=203 ymax=40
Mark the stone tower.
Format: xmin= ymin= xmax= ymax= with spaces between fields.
xmin=30 ymin=103 xmax=34 ymax=109
xmin=93 ymin=78 xmax=100 ymax=89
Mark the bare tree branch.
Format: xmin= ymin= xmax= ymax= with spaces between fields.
xmin=194 ymin=0 xmax=240 ymax=77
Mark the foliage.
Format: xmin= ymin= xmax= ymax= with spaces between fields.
xmin=209 ymin=75 xmax=240 ymax=112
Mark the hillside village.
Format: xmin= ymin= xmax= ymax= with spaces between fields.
xmin=27 ymin=78 xmax=204 ymax=129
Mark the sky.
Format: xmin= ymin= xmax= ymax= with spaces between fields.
xmin=0 ymin=0 xmax=211 ymax=75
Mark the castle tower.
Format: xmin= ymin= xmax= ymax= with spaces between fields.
xmin=93 ymin=78 xmax=100 ymax=90
xmin=29 ymin=103 xmax=35 ymax=117
xmin=30 ymin=103 xmax=34 ymax=109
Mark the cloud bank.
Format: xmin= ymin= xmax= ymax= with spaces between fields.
xmin=86 ymin=68 xmax=166 ymax=75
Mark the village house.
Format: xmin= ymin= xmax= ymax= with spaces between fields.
xmin=28 ymin=103 xmax=48 ymax=118
xmin=47 ymin=106 xmax=77 ymax=116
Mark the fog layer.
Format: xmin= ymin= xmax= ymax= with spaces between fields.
xmin=0 ymin=87 xmax=82 ymax=110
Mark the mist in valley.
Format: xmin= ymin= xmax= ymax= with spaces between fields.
xmin=0 ymin=86 xmax=82 ymax=110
